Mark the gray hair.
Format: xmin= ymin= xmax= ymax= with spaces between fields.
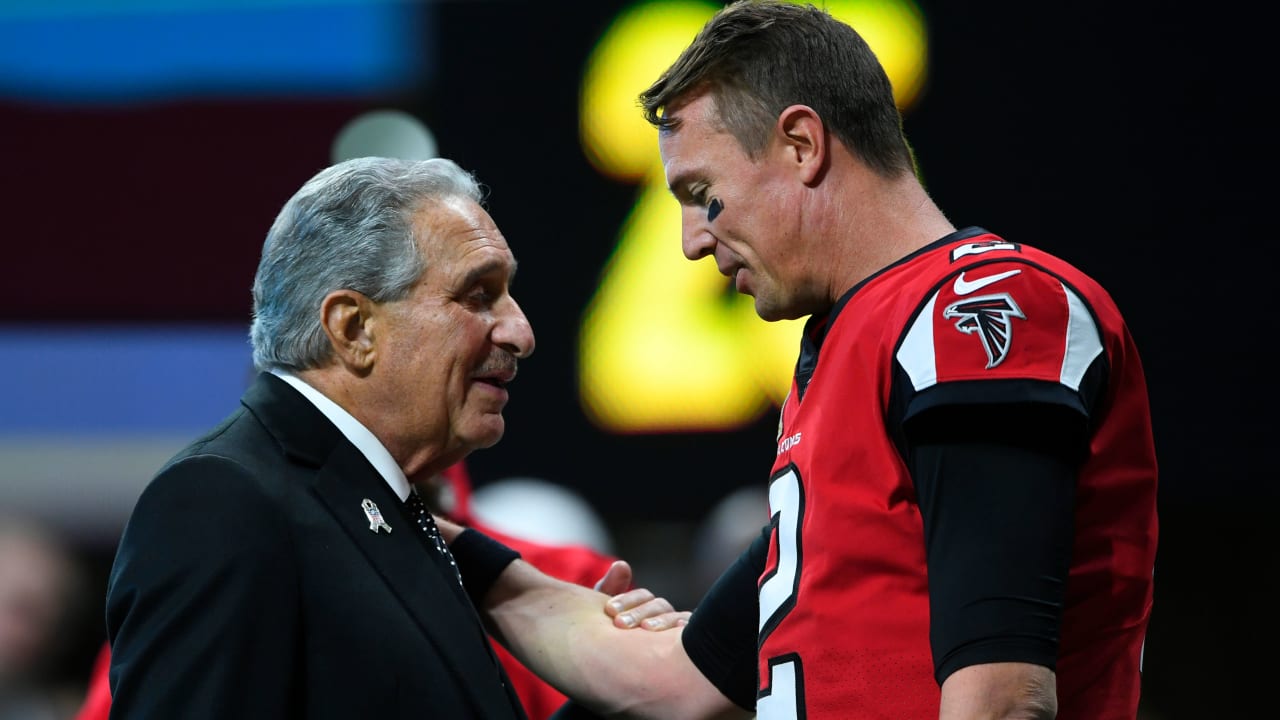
xmin=249 ymin=156 xmax=484 ymax=371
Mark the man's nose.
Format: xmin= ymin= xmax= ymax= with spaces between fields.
xmin=681 ymin=206 xmax=715 ymax=261
xmin=494 ymin=297 xmax=535 ymax=359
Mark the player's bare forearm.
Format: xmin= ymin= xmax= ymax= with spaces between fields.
xmin=938 ymin=662 xmax=1057 ymax=720
xmin=484 ymin=559 xmax=744 ymax=720
xmin=433 ymin=514 xmax=743 ymax=720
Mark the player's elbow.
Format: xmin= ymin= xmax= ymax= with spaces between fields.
xmin=939 ymin=662 xmax=1057 ymax=720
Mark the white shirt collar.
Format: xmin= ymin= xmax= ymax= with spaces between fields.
xmin=270 ymin=370 xmax=411 ymax=502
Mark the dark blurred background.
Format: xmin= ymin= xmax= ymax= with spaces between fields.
xmin=0 ymin=1 xmax=1271 ymax=717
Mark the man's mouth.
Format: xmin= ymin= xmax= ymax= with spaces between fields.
xmin=473 ymin=363 xmax=517 ymax=389
xmin=717 ymin=261 xmax=741 ymax=279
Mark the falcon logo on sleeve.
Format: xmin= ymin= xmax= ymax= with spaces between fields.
xmin=942 ymin=293 xmax=1026 ymax=368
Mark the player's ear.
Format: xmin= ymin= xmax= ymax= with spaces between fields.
xmin=776 ymin=104 xmax=825 ymax=185
xmin=320 ymin=289 xmax=377 ymax=373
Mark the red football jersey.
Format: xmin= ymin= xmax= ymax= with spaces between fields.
xmin=757 ymin=230 xmax=1157 ymax=719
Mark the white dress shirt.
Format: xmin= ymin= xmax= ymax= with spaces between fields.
xmin=271 ymin=370 xmax=411 ymax=502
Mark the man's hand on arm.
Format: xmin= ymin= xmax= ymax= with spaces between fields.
xmin=435 ymin=515 xmax=744 ymax=720
xmin=592 ymin=559 xmax=691 ymax=631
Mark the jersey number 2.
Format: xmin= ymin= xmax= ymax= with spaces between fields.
xmin=757 ymin=465 xmax=805 ymax=719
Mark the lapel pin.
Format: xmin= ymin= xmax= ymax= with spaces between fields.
xmin=361 ymin=498 xmax=392 ymax=534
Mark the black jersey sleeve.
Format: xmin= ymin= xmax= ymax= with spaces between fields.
xmin=906 ymin=401 xmax=1085 ymax=685
xmin=679 ymin=525 xmax=768 ymax=711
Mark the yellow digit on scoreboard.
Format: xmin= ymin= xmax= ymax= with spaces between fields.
xmin=578 ymin=0 xmax=928 ymax=433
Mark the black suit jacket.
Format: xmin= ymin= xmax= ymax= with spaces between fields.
xmin=106 ymin=373 xmax=527 ymax=719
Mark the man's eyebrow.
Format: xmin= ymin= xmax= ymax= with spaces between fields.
xmin=666 ymin=170 xmax=696 ymax=200
xmin=459 ymin=256 xmax=517 ymax=288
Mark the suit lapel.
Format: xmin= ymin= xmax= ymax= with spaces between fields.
xmin=242 ymin=373 xmax=523 ymax=719
xmin=313 ymin=452 xmax=520 ymax=718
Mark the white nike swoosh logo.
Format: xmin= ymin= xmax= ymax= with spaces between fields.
xmin=952 ymin=268 xmax=1022 ymax=295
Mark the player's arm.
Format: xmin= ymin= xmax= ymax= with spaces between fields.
xmin=907 ymin=401 xmax=1085 ymax=720
xmin=437 ymin=516 xmax=752 ymax=720
xmin=550 ymin=529 xmax=764 ymax=720
xmin=106 ymin=456 xmax=300 ymax=719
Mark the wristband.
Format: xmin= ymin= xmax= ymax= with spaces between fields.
xmin=450 ymin=528 xmax=522 ymax=607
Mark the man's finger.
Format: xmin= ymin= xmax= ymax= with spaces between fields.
xmin=593 ymin=560 xmax=633 ymax=595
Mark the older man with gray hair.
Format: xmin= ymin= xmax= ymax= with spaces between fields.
xmin=105 ymin=157 xmax=602 ymax=719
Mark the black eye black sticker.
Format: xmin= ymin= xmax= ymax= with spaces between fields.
xmin=707 ymin=197 xmax=724 ymax=223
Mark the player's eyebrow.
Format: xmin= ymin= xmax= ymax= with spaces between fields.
xmin=665 ymin=170 xmax=701 ymax=202
xmin=666 ymin=172 xmax=688 ymax=198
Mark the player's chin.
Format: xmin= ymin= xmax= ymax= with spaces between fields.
xmin=755 ymin=289 xmax=813 ymax=322
xmin=753 ymin=296 xmax=789 ymax=322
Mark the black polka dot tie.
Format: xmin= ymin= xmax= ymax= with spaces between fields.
xmin=405 ymin=488 xmax=464 ymax=587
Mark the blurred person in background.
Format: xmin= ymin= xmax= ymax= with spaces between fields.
xmin=687 ymin=486 xmax=768 ymax=603
xmin=0 ymin=517 xmax=90 ymax=720
xmin=466 ymin=476 xmax=616 ymax=557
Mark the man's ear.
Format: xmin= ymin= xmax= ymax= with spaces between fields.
xmin=776 ymin=104 xmax=826 ymax=185
xmin=319 ymin=289 xmax=377 ymax=373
